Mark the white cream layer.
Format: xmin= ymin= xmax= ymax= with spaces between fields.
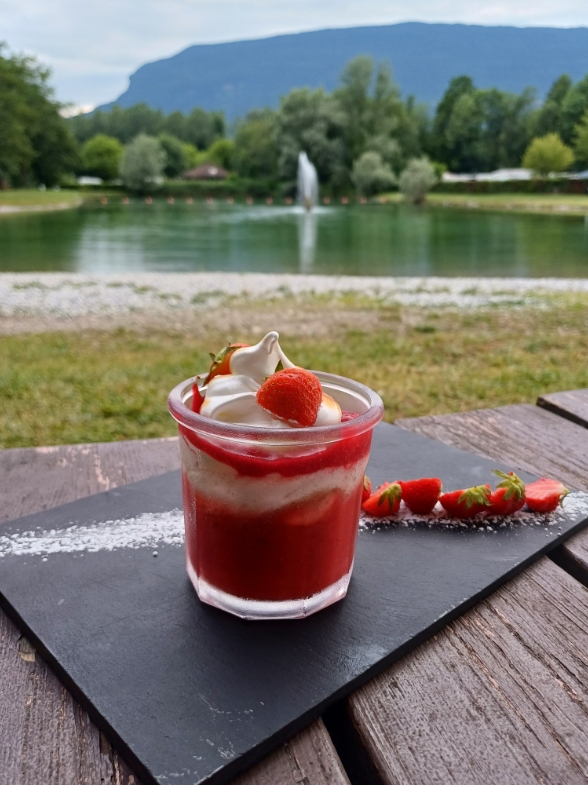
xmin=179 ymin=434 xmax=367 ymax=516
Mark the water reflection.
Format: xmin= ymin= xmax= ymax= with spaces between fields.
xmin=298 ymin=210 xmax=317 ymax=272
xmin=0 ymin=202 xmax=587 ymax=276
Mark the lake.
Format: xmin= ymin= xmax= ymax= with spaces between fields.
xmin=1 ymin=201 xmax=588 ymax=277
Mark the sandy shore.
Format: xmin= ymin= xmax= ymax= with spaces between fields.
xmin=1 ymin=272 xmax=587 ymax=334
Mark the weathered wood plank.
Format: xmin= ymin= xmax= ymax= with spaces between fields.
xmin=0 ymin=438 xmax=180 ymax=524
xmin=396 ymin=403 xmax=588 ymax=584
xmin=0 ymin=440 xmax=349 ymax=785
xmin=343 ymin=405 xmax=588 ymax=784
xmin=349 ymin=559 xmax=588 ymax=785
xmin=537 ymin=388 xmax=588 ymax=429
xmin=232 ymin=720 xmax=350 ymax=785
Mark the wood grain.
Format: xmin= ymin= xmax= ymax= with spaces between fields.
xmin=349 ymin=559 xmax=588 ymax=785
xmin=233 ymin=720 xmax=350 ymax=785
xmin=397 ymin=403 xmax=588 ymax=581
xmin=537 ymin=388 xmax=588 ymax=429
xmin=0 ymin=438 xmax=180 ymax=525
xmin=343 ymin=404 xmax=588 ymax=784
xmin=0 ymin=440 xmax=349 ymax=785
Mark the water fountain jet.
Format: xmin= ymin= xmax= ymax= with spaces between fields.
xmin=297 ymin=152 xmax=319 ymax=211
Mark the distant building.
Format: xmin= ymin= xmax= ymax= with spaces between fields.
xmin=442 ymin=169 xmax=532 ymax=183
xmin=181 ymin=164 xmax=228 ymax=181
xmin=77 ymin=176 xmax=103 ymax=186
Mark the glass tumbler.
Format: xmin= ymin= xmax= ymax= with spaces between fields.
xmin=168 ymin=371 xmax=383 ymax=620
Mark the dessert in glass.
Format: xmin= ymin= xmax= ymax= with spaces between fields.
xmin=168 ymin=332 xmax=383 ymax=620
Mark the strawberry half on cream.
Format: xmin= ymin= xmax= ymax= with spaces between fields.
xmin=199 ymin=331 xmax=341 ymax=427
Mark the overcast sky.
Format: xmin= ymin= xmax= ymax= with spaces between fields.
xmin=3 ymin=0 xmax=588 ymax=108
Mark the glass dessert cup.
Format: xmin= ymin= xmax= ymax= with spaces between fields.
xmin=168 ymin=372 xmax=384 ymax=620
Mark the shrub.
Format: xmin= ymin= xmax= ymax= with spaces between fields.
xmin=399 ymin=158 xmax=437 ymax=204
xmin=351 ymin=152 xmax=396 ymax=196
xmin=120 ymin=134 xmax=166 ymax=191
xmin=522 ymin=133 xmax=574 ymax=176
xmin=81 ymin=134 xmax=123 ymax=181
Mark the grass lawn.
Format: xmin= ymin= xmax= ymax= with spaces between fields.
xmin=2 ymin=296 xmax=588 ymax=449
xmin=382 ymin=192 xmax=588 ymax=214
xmin=0 ymin=189 xmax=85 ymax=208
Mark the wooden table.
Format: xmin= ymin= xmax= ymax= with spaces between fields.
xmin=1 ymin=390 xmax=588 ymax=785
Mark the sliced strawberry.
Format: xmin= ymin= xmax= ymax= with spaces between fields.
xmin=439 ymin=485 xmax=491 ymax=519
xmin=362 ymin=475 xmax=372 ymax=503
xmin=362 ymin=482 xmax=402 ymax=517
xmin=256 ymin=367 xmax=322 ymax=426
xmin=398 ymin=477 xmax=442 ymax=514
xmin=204 ymin=342 xmax=249 ymax=384
xmin=488 ymin=470 xmax=525 ymax=515
xmin=191 ymin=384 xmax=204 ymax=413
xmin=525 ymin=478 xmax=569 ymax=513
xmin=341 ymin=410 xmax=360 ymax=422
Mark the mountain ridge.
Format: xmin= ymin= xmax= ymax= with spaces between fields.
xmin=101 ymin=23 xmax=588 ymax=119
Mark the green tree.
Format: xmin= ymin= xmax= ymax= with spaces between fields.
xmin=573 ymin=110 xmax=588 ymax=168
xmin=351 ymin=151 xmax=396 ymax=195
xmin=157 ymin=133 xmax=188 ymax=178
xmin=277 ymin=88 xmax=347 ymax=188
xmin=185 ymin=107 xmax=225 ymax=149
xmin=0 ymin=45 xmax=78 ymax=186
xmin=182 ymin=143 xmax=200 ymax=169
xmin=67 ymin=104 xmax=225 ymax=148
xmin=477 ymin=87 xmax=536 ymax=170
xmin=534 ymin=75 xmax=572 ymax=137
xmin=233 ymin=110 xmax=279 ymax=179
xmin=81 ymin=134 xmax=123 ymax=181
xmin=399 ymin=158 xmax=437 ymax=204
xmin=120 ymin=134 xmax=166 ymax=191
xmin=431 ymin=76 xmax=476 ymax=164
xmin=335 ymin=56 xmax=374 ymax=164
xmin=431 ymin=76 xmax=536 ymax=172
xmin=163 ymin=111 xmax=187 ymax=140
xmin=334 ymin=57 xmax=423 ymax=174
xmin=205 ymin=138 xmax=234 ymax=170
xmin=522 ymin=133 xmax=574 ymax=175
xmin=561 ymin=75 xmax=588 ymax=143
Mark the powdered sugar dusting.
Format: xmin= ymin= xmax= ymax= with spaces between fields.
xmin=0 ymin=509 xmax=185 ymax=559
xmin=359 ymin=491 xmax=588 ymax=531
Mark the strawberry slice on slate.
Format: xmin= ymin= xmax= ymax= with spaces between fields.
xmin=525 ymin=478 xmax=569 ymax=513
xmin=439 ymin=485 xmax=491 ymax=519
xmin=362 ymin=482 xmax=402 ymax=517
xmin=398 ymin=477 xmax=443 ymax=514
xmin=362 ymin=475 xmax=372 ymax=503
xmin=256 ymin=366 xmax=323 ymax=426
xmin=488 ymin=470 xmax=526 ymax=516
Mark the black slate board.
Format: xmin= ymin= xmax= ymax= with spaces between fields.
xmin=1 ymin=423 xmax=587 ymax=785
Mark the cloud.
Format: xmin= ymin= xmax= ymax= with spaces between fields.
xmin=3 ymin=0 xmax=588 ymax=105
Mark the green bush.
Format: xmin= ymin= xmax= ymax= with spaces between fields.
xmin=351 ymin=151 xmax=396 ymax=195
xmin=399 ymin=158 xmax=437 ymax=204
xmin=120 ymin=134 xmax=166 ymax=191
xmin=522 ymin=133 xmax=574 ymax=176
xmin=81 ymin=134 xmax=123 ymax=181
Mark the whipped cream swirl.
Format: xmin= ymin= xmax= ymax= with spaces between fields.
xmin=199 ymin=331 xmax=341 ymax=427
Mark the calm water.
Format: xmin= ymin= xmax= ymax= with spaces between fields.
xmin=1 ymin=201 xmax=588 ymax=276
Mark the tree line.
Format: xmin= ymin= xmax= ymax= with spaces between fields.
xmin=2 ymin=43 xmax=588 ymax=193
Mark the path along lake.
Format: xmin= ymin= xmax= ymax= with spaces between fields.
xmin=1 ymin=201 xmax=588 ymax=277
